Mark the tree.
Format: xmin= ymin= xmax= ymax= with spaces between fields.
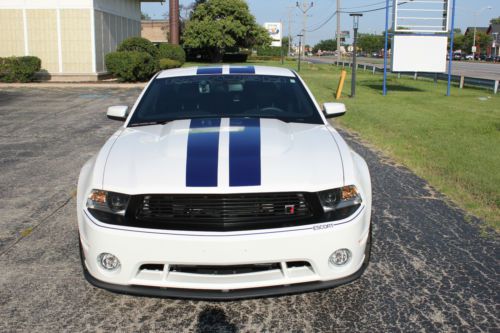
xmin=462 ymin=31 xmax=492 ymax=53
xmin=490 ymin=17 xmax=500 ymax=25
xmin=453 ymin=34 xmax=465 ymax=51
xmin=357 ymin=34 xmax=385 ymax=53
xmin=141 ymin=12 xmax=151 ymax=20
xmin=183 ymin=0 xmax=270 ymax=62
xmin=312 ymin=39 xmax=337 ymax=53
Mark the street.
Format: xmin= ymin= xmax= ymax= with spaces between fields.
xmin=0 ymin=87 xmax=498 ymax=332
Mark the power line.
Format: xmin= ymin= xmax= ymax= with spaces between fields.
xmin=340 ymin=1 xmax=387 ymax=10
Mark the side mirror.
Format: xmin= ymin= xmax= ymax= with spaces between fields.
xmin=107 ymin=105 xmax=129 ymax=121
xmin=323 ymin=103 xmax=346 ymax=118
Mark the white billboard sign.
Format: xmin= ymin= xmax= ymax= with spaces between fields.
xmin=391 ymin=35 xmax=448 ymax=73
xmin=264 ymin=22 xmax=282 ymax=47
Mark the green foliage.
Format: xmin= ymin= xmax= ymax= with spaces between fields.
xmin=183 ymin=0 xmax=271 ymax=62
xmin=357 ymin=34 xmax=385 ymax=53
xmin=282 ymin=37 xmax=290 ymax=53
xmin=248 ymin=55 xmax=282 ymax=61
xmin=312 ymin=39 xmax=337 ymax=53
xmin=117 ymin=37 xmax=159 ymax=58
xmin=256 ymin=46 xmax=283 ymax=57
xmin=158 ymin=58 xmax=182 ymax=70
xmin=141 ymin=12 xmax=151 ymax=20
xmin=222 ymin=52 xmax=248 ymax=62
xmin=490 ymin=17 xmax=500 ymax=25
xmin=105 ymin=51 xmax=156 ymax=82
xmin=0 ymin=56 xmax=41 ymax=82
xmin=157 ymin=43 xmax=186 ymax=64
xmin=457 ymin=32 xmax=493 ymax=53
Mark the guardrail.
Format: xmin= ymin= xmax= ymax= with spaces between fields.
xmin=331 ymin=61 xmax=499 ymax=94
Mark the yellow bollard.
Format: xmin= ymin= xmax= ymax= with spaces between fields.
xmin=336 ymin=69 xmax=347 ymax=100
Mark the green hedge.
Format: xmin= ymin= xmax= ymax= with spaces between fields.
xmin=117 ymin=37 xmax=159 ymax=58
xmin=159 ymin=58 xmax=182 ymax=70
xmin=0 ymin=56 xmax=41 ymax=82
xmin=157 ymin=44 xmax=186 ymax=65
xmin=105 ymin=51 xmax=156 ymax=82
xmin=256 ymin=46 xmax=283 ymax=57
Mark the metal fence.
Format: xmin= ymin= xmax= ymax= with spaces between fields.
xmin=332 ymin=61 xmax=499 ymax=94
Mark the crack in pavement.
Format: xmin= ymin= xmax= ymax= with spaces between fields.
xmin=0 ymin=195 xmax=73 ymax=257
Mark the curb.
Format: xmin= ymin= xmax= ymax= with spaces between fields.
xmin=0 ymin=82 xmax=147 ymax=88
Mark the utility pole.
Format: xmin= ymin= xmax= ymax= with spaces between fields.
xmin=287 ymin=5 xmax=295 ymax=56
xmin=350 ymin=13 xmax=362 ymax=98
xmin=472 ymin=6 xmax=492 ymax=58
xmin=297 ymin=33 xmax=303 ymax=72
xmin=169 ymin=0 xmax=180 ymax=44
xmin=337 ymin=0 xmax=341 ymax=62
xmin=296 ymin=1 xmax=313 ymax=55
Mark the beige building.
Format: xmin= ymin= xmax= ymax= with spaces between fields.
xmin=0 ymin=0 xmax=161 ymax=81
xmin=141 ymin=20 xmax=169 ymax=43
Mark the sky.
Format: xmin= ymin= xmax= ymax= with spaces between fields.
xmin=142 ymin=0 xmax=500 ymax=46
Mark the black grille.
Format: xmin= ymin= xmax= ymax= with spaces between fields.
xmin=132 ymin=193 xmax=317 ymax=231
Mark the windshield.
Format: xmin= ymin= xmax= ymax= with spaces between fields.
xmin=128 ymin=74 xmax=323 ymax=126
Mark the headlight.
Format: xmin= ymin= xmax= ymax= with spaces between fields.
xmin=86 ymin=189 xmax=130 ymax=216
xmin=318 ymin=185 xmax=362 ymax=219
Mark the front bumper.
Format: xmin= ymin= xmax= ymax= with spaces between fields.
xmin=79 ymin=206 xmax=370 ymax=300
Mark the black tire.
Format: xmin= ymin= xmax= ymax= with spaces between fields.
xmin=363 ymin=223 xmax=372 ymax=266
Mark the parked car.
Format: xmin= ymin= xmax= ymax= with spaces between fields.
xmin=465 ymin=54 xmax=474 ymax=60
xmin=77 ymin=65 xmax=373 ymax=299
xmin=453 ymin=53 xmax=463 ymax=60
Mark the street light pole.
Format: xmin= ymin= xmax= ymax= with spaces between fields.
xmin=473 ymin=6 xmax=492 ymax=58
xmin=350 ymin=13 xmax=362 ymax=98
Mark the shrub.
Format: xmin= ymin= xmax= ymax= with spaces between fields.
xmin=157 ymin=43 xmax=186 ymax=64
xmin=105 ymin=51 xmax=156 ymax=82
xmin=117 ymin=37 xmax=159 ymax=58
xmin=247 ymin=55 xmax=281 ymax=61
xmin=0 ymin=56 xmax=41 ymax=82
xmin=256 ymin=46 xmax=283 ymax=57
xmin=222 ymin=53 xmax=248 ymax=62
xmin=158 ymin=58 xmax=182 ymax=70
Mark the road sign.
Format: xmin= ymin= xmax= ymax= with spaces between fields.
xmin=472 ymin=46 xmax=477 ymax=53
xmin=264 ymin=22 xmax=282 ymax=47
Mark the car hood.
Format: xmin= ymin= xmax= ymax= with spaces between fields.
xmin=102 ymin=118 xmax=344 ymax=194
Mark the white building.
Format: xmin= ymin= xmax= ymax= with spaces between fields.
xmin=0 ymin=0 xmax=161 ymax=81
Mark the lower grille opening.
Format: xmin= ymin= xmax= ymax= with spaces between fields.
xmin=286 ymin=261 xmax=311 ymax=269
xmin=169 ymin=263 xmax=281 ymax=275
xmin=139 ymin=264 xmax=165 ymax=271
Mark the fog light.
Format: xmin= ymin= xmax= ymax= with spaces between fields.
xmin=329 ymin=249 xmax=351 ymax=266
xmin=98 ymin=253 xmax=120 ymax=271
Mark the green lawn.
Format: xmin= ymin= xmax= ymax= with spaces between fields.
xmin=187 ymin=60 xmax=500 ymax=230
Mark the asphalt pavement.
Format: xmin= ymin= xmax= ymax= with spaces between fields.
xmin=0 ymin=87 xmax=498 ymax=332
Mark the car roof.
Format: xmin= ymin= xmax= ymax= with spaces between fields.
xmin=156 ymin=65 xmax=296 ymax=79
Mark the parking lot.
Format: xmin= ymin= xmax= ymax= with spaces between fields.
xmin=0 ymin=87 xmax=498 ymax=332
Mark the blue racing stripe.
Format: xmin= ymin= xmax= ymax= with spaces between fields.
xmin=229 ymin=118 xmax=261 ymax=186
xmin=186 ymin=118 xmax=221 ymax=187
xmin=229 ymin=66 xmax=255 ymax=74
xmin=197 ymin=67 xmax=223 ymax=75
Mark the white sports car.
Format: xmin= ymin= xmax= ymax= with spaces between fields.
xmin=77 ymin=65 xmax=372 ymax=299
